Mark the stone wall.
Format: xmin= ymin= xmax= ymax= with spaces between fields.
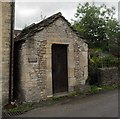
xmin=1 ymin=2 xmax=14 ymax=105
xmin=14 ymin=17 xmax=88 ymax=102
xmin=98 ymin=67 xmax=119 ymax=85
xmin=14 ymin=39 xmax=47 ymax=102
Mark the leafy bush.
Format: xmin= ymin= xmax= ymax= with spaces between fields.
xmin=90 ymin=85 xmax=100 ymax=94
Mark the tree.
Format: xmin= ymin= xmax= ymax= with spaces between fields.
xmin=72 ymin=2 xmax=119 ymax=51
xmin=106 ymin=19 xmax=120 ymax=56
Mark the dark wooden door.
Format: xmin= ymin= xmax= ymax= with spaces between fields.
xmin=52 ymin=44 xmax=68 ymax=94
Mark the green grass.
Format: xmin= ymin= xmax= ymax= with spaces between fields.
xmin=89 ymin=84 xmax=119 ymax=94
xmin=8 ymin=103 xmax=33 ymax=113
xmin=90 ymin=85 xmax=101 ymax=94
xmin=100 ymin=84 xmax=120 ymax=91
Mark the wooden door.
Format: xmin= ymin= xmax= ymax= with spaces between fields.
xmin=52 ymin=44 xmax=68 ymax=94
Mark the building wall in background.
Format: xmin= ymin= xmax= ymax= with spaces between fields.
xmin=1 ymin=2 xmax=14 ymax=105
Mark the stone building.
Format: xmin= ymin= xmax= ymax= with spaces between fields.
xmin=0 ymin=2 xmax=15 ymax=105
xmin=14 ymin=12 xmax=88 ymax=102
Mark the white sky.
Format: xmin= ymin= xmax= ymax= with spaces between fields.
xmin=15 ymin=0 xmax=119 ymax=30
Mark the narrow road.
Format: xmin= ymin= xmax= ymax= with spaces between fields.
xmin=18 ymin=90 xmax=118 ymax=117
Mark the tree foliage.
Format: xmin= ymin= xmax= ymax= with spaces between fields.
xmin=72 ymin=2 xmax=119 ymax=51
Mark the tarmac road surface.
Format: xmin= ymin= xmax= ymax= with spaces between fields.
xmin=18 ymin=90 xmax=118 ymax=117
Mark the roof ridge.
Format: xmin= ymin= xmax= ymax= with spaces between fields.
xmin=15 ymin=12 xmax=62 ymax=41
xmin=15 ymin=12 xmax=86 ymax=43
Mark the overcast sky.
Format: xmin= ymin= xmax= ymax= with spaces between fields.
xmin=15 ymin=0 xmax=119 ymax=30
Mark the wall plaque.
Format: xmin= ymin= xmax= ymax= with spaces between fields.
xmin=28 ymin=57 xmax=37 ymax=63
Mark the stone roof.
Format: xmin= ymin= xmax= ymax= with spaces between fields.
xmin=14 ymin=30 xmax=21 ymax=38
xmin=15 ymin=12 xmax=86 ymax=43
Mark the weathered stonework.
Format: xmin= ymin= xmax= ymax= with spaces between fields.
xmin=1 ymin=2 xmax=14 ymax=105
xmin=98 ymin=67 xmax=119 ymax=85
xmin=14 ymin=13 xmax=88 ymax=102
xmin=0 ymin=3 xmax=2 ymax=117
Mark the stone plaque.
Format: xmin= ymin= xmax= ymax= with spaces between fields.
xmin=28 ymin=57 xmax=37 ymax=63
